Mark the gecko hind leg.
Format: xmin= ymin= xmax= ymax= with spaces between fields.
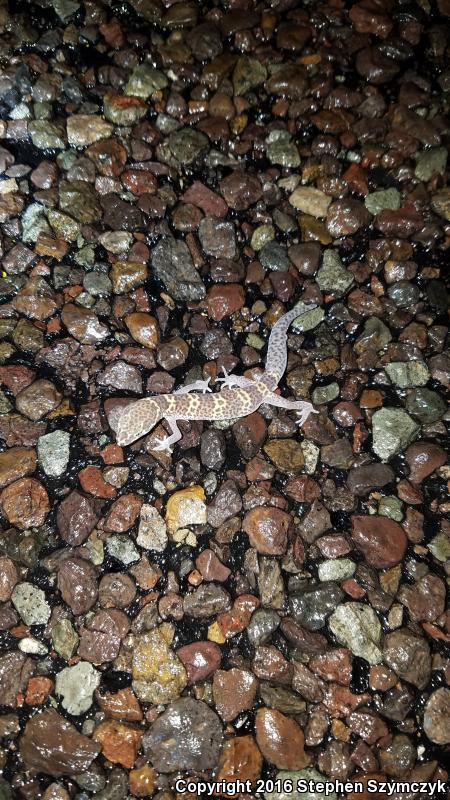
xmin=174 ymin=378 xmax=212 ymax=395
xmin=153 ymin=417 xmax=182 ymax=452
xmin=263 ymin=390 xmax=318 ymax=426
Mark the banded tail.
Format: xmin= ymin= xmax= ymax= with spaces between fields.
xmin=261 ymin=302 xmax=317 ymax=391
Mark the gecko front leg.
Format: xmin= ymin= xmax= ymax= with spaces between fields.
xmin=153 ymin=417 xmax=182 ymax=452
xmin=174 ymin=378 xmax=212 ymax=395
xmin=263 ymin=390 xmax=317 ymax=426
xmin=216 ymin=366 xmax=255 ymax=390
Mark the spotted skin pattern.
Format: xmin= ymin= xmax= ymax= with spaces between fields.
xmin=113 ymin=302 xmax=318 ymax=450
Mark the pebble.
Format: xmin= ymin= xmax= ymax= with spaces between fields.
xmin=61 ymin=303 xmax=108 ymax=343
xmin=316 ymin=249 xmax=354 ymax=297
xmin=16 ymin=379 xmax=62 ymax=421
xmin=57 ymin=557 xmax=98 ymax=615
xmin=152 ymin=237 xmax=205 ymax=301
xmin=11 ymin=581 xmax=50 ymax=625
xmin=213 ymin=668 xmax=258 ymax=721
xmin=66 ymin=115 xmax=113 ymax=147
xmin=93 ymin=720 xmax=143 ymax=769
xmin=243 ymin=507 xmax=291 ymax=555
xmin=372 ymin=408 xmax=420 ymax=461
xmin=347 ymin=463 xmax=394 ymax=496
xmin=405 ymin=442 xmax=446 ymax=482
xmin=142 ymin=697 xmax=223 ymax=772
xmin=165 ymin=485 xmax=206 ymax=534
xmin=290 ymin=583 xmax=343 ymax=631
xmin=351 ymin=515 xmax=407 ymax=567
xmin=177 ymin=641 xmax=221 ymax=683
xmin=289 ymin=186 xmax=331 ymax=218
xmin=0 ymin=446 xmax=36 ymax=488
xmin=55 ymin=662 xmax=100 ymax=715
xmin=37 ymin=431 xmax=70 ymax=477
xmin=383 ymin=629 xmax=430 ymax=689
xmin=216 ymin=734 xmax=263 ymax=786
xmin=20 ymin=709 xmax=100 ymax=776
xmin=364 ymin=188 xmax=401 ymax=215
xmin=137 ymin=504 xmax=168 ymax=551
xmin=329 ymin=602 xmax=382 ymax=664
xmin=0 ymin=477 xmax=50 ymax=529
xmin=57 ymin=490 xmax=99 ymax=545
xmin=423 ymin=688 xmax=450 ymax=744
xmin=132 ymin=628 xmax=187 ymax=703
xmin=255 ymin=708 xmax=310 ymax=770
xmin=264 ymin=439 xmax=304 ymax=474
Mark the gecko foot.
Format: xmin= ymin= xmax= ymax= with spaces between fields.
xmin=217 ymin=366 xmax=254 ymax=389
xmin=295 ymin=405 xmax=318 ymax=426
xmin=152 ymin=437 xmax=174 ymax=453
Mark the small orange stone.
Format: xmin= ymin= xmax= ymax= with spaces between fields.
xmin=129 ymin=764 xmax=157 ymax=797
xmin=216 ymin=594 xmax=260 ymax=639
xmin=79 ymin=466 xmax=116 ymax=499
xmin=93 ymin=720 xmax=143 ymax=769
xmin=101 ymin=444 xmax=124 ymax=465
xmin=25 ymin=676 xmax=54 ymax=705
xmin=360 ymin=389 xmax=383 ymax=409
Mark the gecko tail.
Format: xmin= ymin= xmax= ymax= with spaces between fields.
xmin=263 ymin=301 xmax=318 ymax=390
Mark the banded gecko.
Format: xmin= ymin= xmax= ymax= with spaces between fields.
xmin=110 ymin=301 xmax=318 ymax=451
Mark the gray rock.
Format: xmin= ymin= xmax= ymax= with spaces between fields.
xmin=233 ymin=56 xmax=267 ymax=96
xmin=168 ymin=128 xmax=209 ymax=164
xmin=316 ymin=250 xmax=354 ymax=297
xmin=385 ymin=361 xmax=430 ymax=388
xmin=247 ymin=608 xmax=280 ymax=646
xmin=406 ymin=388 xmax=447 ymax=423
xmin=11 ymin=582 xmax=51 ymax=626
xmin=152 ymin=237 xmax=205 ymax=301
xmin=259 ymin=241 xmax=289 ymax=272
xmin=372 ymin=408 xmax=419 ymax=461
xmin=105 ymin=534 xmax=139 ymax=565
xmin=414 ymin=147 xmax=447 ymax=181
xmin=355 ymin=316 xmax=392 ymax=353
xmin=199 ymin=218 xmax=236 ymax=259
xmin=347 ymin=463 xmax=395 ymax=495
xmin=365 ymin=188 xmax=401 ymax=215
xmin=266 ymin=130 xmax=300 ymax=167
xmin=387 ymin=280 xmax=420 ymax=307
xmin=37 ymin=430 xmax=70 ymax=477
xmin=318 ymin=559 xmax=355 ymax=581
xmin=55 ymin=661 xmax=100 ymax=715
xmin=137 ymin=504 xmax=168 ymax=552
xmin=28 ymin=120 xmax=65 ymax=149
xmin=383 ymin=629 xmax=430 ymax=689
xmin=125 ymin=63 xmax=168 ymax=98
xmin=312 ymin=382 xmax=339 ymax=405
xmin=143 ymin=698 xmax=223 ymax=772
xmin=329 ymin=602 xmax=382 ymax=664
xmin=290 ymin=583 xmax=343 ymax=631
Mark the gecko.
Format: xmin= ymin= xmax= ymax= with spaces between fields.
xmin=109 ymin=301 xmax=318 ymax=451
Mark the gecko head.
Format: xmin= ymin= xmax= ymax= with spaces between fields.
xmin=109 ymin=398 xmax=162 ymax=446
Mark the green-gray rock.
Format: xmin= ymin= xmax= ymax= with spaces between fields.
xmin=312 ymin=382 xmax=339 ymax=405
xmin=372 ymin=408 xmax=420 ymax=461
xmin=329 ymin=602 xmax=382 ymax=664
xmin=292 ymin=306 xmax=325 ymax=332
xmin=233 ymin=56 xmax=267 ymax=96
xmin=266 ymin=130 xmax=300 ymax=167
xmin=37 ymin=430 xmax=71 ymax=477
xmin=251 ymin=224 xmax=275 ymax=251
xmin=125 ymin=63 xmax=168 ymax=98
xmin=316 ymin=249 xmax=353 ymax=297
xmin=259 ymin=684 xmax=306 ymax=715
xmin=59 ymin=181 xmax=102 ymax=224
xmin=152 ymin=237 xmax=205 ymax=301
xmin=106 ymin=534 xmax=139 ymax=565
xmin=415 ymin=147 xmax=447 ymax=181
xmin=431 ymin=187 xmax=450 ymax=220
xmin=385 ymin=361 xmax=430 ymax=388
xmin=378 ymin=495 xmax=403 ymax=522
xmin=365 ymin=188 xmax=401 ymax=215
xmin=318 ymin=558 xmax=356 ymax=581
xmin=21 ymin=203 xmax=51 ymax=243
xmin=168 ymin=128 xmax=209 ymax=164
xmin=428 ymin=533 xmax=450 ymax=563
xmin=47 ymin=209 xmax=81 ymax=241
xmin=406 ymin=388 xmax=446 ymax=423
xmin=52 ymin=618 xmax=79 ymax=661
xmin=354 ymin=316 xmax=392 ymax=354
xmin=11 ymin=582 xmax=51 ymax=626
xmin=265 ymin=769 xmax=337 ymax=800
xmin=28 ymin=121 xmax=65 ymax=149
